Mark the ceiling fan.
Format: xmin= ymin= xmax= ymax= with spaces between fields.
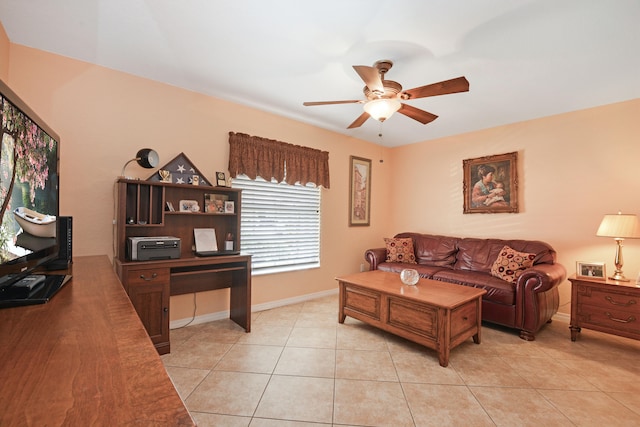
xmin=303 ymin=60 xmax=469 ymax=129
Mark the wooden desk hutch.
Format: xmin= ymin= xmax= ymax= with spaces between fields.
xmin=114 ymin=178 xmax=251 ymax=354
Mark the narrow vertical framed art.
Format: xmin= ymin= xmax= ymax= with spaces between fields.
xmin=349 ymin=156 xmax=371 ymax=226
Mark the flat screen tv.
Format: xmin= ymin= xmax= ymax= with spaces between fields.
xmin=0 ymin=78 xmax=60 ymax=296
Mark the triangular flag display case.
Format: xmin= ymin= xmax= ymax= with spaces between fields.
xmin=147 ymin=152 xmax=211 ymax=186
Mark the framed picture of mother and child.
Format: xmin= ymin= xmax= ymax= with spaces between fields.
xmin=463 ymin=151 xmax=519 ymax=214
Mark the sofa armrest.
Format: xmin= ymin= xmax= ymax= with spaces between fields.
xmin=364 ymin=248 xmax=387 ymax=270
xmin=516 ymin=263 xmax=566 ymax=294
xmin=515 ymin=263 xmax=567 ymax=339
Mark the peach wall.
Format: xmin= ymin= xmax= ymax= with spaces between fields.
xmin=0 ymin=23 xmax=8 ymax=80
xmin=5 ymin=43 xmax=394 ymax=321
xmin=4 ymin=23 xmax=639 ymax=320
xmin=389 ymin=99 xmax=640 ymax=314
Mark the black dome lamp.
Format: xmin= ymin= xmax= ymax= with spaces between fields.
xmin=121 ymin=148 xmax=159 ymax=178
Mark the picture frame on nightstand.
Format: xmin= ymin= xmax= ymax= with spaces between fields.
xmin=576 ymin=261 xmax=606 ymax=280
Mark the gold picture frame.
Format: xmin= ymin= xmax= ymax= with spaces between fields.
xmin=463 ymin=151 xmax=518 ymax=214
xmin=349 ymin=156 xmax=371 ymax=226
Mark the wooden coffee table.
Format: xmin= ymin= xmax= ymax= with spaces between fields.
xmin=336 ymin=270 xmax=486 ymax=367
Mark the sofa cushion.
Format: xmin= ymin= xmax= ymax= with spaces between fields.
xmin=377 ymin=262 xmax=446 ymax=278
xmin=432 ymin=269 xmax=516 ymax=305
xmin=454 ymin=238 xmax=505 ymax=273
xmin=453 ymin=238 xmax=554 ymax=273
xmin=413 ymin=234 xmax=458 ymax=267
xmin=384 ymin=237 xmax=416 ymax=264
xmin=490 ymin=245 xmax=536 ymax=283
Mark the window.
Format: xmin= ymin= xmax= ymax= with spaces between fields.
xmin=232 ymin=174 xmax=321 ymax=275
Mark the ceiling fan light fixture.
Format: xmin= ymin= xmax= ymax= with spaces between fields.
xmin=363 ymin=98 xmax=401 ymax=122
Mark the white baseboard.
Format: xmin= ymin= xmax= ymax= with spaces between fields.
xmin=170 ymin=288 xmax=339 ymax=330
xmin=552 ymin=312 xmax=570 ymax=323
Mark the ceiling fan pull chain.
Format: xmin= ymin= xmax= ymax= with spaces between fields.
xmin=378 ymin=123 xmax=386 ymax=163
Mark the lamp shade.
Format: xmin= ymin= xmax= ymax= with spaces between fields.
xmin=136 ymin=148 xmax=159 ymax=169
xmin=363 ymin=98 xmax=401 ymax=122
xmin=596 ymin=212 xmax=640 ymax=238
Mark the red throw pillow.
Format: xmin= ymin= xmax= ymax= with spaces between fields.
xmin=491 ymin=245 xmax=535 ymax=283
xmin=384 ymin=237 xmax=417 ymax=264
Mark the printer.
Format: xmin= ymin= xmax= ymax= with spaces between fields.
xmin=127 ymin=236 xmax=181 ymax=261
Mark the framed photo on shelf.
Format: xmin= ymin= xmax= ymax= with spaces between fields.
xmin=204 ymin=193 xmax=229 ymax=213
xmin=349 ymin=156 xmax=371 ymax=226
xmin=463 ymin=151 xmax=518 ymax=214
xmin=216 ymin=172 xmax=227 ymax=187
xmin=225 ymin=201 xmax=235 ymax=213
xmin=179 ymin=199 xmax=200 ymax=212
xmin=576 ymin=261 xmax=606 ymax=280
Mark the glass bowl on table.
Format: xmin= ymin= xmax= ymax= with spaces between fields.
xmin=400 ymin=268 xmax=419 ymax=286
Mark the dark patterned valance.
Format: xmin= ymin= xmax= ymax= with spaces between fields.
xmin=228 ymin=132 xmax=330 ymax=188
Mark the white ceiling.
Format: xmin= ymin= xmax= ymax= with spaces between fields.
xmin=1 ymin=0 xmax=639 ymax=147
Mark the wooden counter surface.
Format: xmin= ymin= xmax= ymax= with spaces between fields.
xmin=0 ymin=255 xmax=194 ymax=426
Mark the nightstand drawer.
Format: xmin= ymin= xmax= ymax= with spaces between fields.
xmin=578 ymin=287 xmax=638 ymax=311
xmin=579 ymin=303 xmax=639 ymax=335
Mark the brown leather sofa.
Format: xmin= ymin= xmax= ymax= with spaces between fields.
xmin=365 ymin=232 xmax=566 ymax=340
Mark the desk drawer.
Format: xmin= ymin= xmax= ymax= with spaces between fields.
xmin=127 ymin=268 xmax=170 ymax=285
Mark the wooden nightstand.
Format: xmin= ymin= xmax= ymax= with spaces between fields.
xmin=568 ymin=275 xmax=639 ymax=341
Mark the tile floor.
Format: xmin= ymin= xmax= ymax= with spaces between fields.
xmin=162 ymin=294 xmax=640 ymax=426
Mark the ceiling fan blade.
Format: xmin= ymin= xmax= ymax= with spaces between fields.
xmin=353 ymin=65 xmax=384 ymax=94
xmin=403 ymin=76 xmax=469 ymax=100
xmin=303 ymin=100 xmax=363 ymax=106
xmin=347 ymin=112 xmax=370 ymax=129
xmin=398 ymin=103 xmax=438 ymax=124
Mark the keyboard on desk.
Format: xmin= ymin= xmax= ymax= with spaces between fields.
xmin=195 ymin=250 xmax=240 ymax=257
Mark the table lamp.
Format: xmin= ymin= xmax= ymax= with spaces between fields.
xmin=596 ymin=212 xmax=640 ymax=281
